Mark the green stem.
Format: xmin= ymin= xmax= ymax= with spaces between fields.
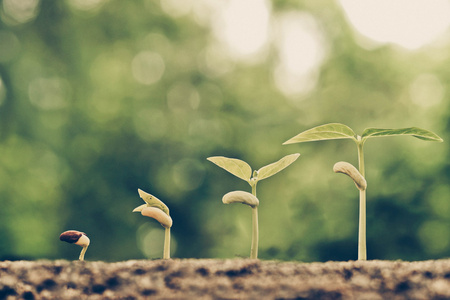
xmin=163 ymin=227 xmax=171 ymax=259
xmin=79 ymin=246 xmax=88 ymax=261
xmin=356 ymin=138 xmax=367 ymax=261
xmin=357 ymin=138 xmax=365 ymax=177
xmin=358 ymin=189 xmax=367 ymax=260
xmin=250 ymin=183 xmax=259 ymax=259
xmin=250 ymin=206 xmax=259 ymax=259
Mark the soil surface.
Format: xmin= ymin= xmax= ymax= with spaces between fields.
xmin=0 ymin=259 xmax=449 ymax=299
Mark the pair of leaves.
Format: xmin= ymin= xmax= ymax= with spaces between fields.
xmin=207 ymin=153 xmax=300 ymax=184
xmin=283 ymin=123 xmax=443 ymax=145
xmin=133 ymin=188 xmax=170 ymax=216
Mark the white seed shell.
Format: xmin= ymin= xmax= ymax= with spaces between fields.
xmin=222 ymin=191 xmax=259 ymax=207
xmin=333 ymin=161 xmax=367 ymax=191
xmin=75 ymin=234 xmax=90 ymax=247
xmin=141 ymin=207 xmax=173 ymax=228
xmin=132 ymin=204 xmax=147 ymax=212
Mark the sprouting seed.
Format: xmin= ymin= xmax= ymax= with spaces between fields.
xmin=60 ymin=230 xmax=90 ymax=261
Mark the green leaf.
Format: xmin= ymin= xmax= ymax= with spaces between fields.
xmin=207 ymin=156 xmax=252 ymax=182
xmin=283 ymin=123 xmax=357 ymax=145
xmin=137 ymin=189 xmax=170 ymax=216
xmin=256 ymin=153 xmax=300 ymax=181
xmin=361 ymin=127 xmax=443 ymax=142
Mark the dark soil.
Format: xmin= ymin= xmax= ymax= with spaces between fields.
xmin=1 ymin=259 xmax=449 ymax=299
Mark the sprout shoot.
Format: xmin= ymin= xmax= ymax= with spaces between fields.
xmin=208 ymin=153 xmax=300 ymax=259
xmin=60 ymin=230 xmax=90 ymax=261
xmin=133 ymin=189 xmax=172 ymax=259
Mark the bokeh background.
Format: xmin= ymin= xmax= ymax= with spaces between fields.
xmin=1 ymin=0 xmax=449 ymax=262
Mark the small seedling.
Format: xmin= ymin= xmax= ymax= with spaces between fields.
xmin=59 ymin=230 xmax=90 ymax=261
xmin=133 ymin=188 xmax=172 ymax=259
xmin=207 ymin=153 xmax=300 ymax=259
xmin=284 ymin=123 xmax=443 ymax=260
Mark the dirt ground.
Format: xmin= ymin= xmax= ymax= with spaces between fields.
xmin=0 ymin=259 xmax=449 ymax=299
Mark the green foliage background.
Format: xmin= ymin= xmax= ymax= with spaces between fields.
xmin=0 ymin=0 xmax=449 ymax=261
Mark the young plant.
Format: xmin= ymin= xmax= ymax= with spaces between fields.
xmin=60 ymin=230 xmax=90 ymax=261
xmin=284 ymin=123 xmax=443 ymax=260
xmin=207 ymin=153 xmax=300 ymax=259
xmin=133 ymin=189 xmax=172 ymax=259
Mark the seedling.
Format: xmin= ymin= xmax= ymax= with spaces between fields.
xmin=133 ymin=188 xmax=172 ymax=259
xmin=59 ymin=230 xmax=90 ymax=261
xmin=284 ymin=123 xmax=443 ymax=260
xmin=207 ymin=153 xmax=300 ymax=259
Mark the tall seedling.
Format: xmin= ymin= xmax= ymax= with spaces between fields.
xmin=207 ymin=153 xmax=300 ymax=259
xmin=284 ymin=123 xmax=442 ymax=260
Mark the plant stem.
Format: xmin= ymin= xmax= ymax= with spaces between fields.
xmin=163 ymin=227 xmax=171 ymax=259
xmin=358 ymin=189 xmax=367 ymax=260
xmin=356 ymin=137 xmax=367 ymax=260
xmin=357 ymin=138 xmax=365 ymax=177
xmin=250 ymin=206 xmax=259 ymax=259
xmin=79 ymin=246 xmax=88 ymax=261
xmin=250 ymin=183 xmax=259 ymax=259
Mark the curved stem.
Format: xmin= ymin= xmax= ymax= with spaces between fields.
xmin=357 ymin=138 xmax=367 ymax=260
xmin=79 ymin=246 xmax=88 ymax=261
xmin=250 ymin=183 xmax=259 ymax=259
xmin=163 ymin=227 xmax=171 ymax=259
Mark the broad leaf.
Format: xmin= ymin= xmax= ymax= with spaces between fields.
xmin=256 ymin=153 xmax=300 ymax=181
xmin=137 ymin=189 xmax=170 ymax=216
xmin=361 ymin=127 xmax=443 ymax=142
xmin=207 ymin=156 xmax=252 ymax=182
xmin=283 ymin=123 xmax=357 ymax=144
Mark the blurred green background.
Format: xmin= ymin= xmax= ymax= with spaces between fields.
xmin=0 ymin=0 xmax=449 ymax=262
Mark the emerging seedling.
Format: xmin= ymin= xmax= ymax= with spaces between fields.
xmin=207 ymin=153 xmax=300 ymax=259
xmin=284 ymin=123 xmax=443 ymax=260
xmin=59 ymin=230 xmax=90 ymax=261
xmin=133 ymin=189 xmax=172 ymax=259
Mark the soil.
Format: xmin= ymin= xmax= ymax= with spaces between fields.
xmin=0 ymin=259 xmax=449 ymax=299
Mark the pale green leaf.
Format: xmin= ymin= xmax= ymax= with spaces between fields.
xmin=256 ymin=153 xmax=300 ymax=181
xmin=137 ymin=189 xmax=170 ymax=216
xmin=361 ymin=127 xmax=443 ymax=142
xmin=207 ymin=156 xmax=252 ymax=182
xmin=283 ymin=123 xmax=357 ymax=144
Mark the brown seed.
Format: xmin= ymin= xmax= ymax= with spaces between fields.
xmin=60 ymin=230 xmax=86 ymax=244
